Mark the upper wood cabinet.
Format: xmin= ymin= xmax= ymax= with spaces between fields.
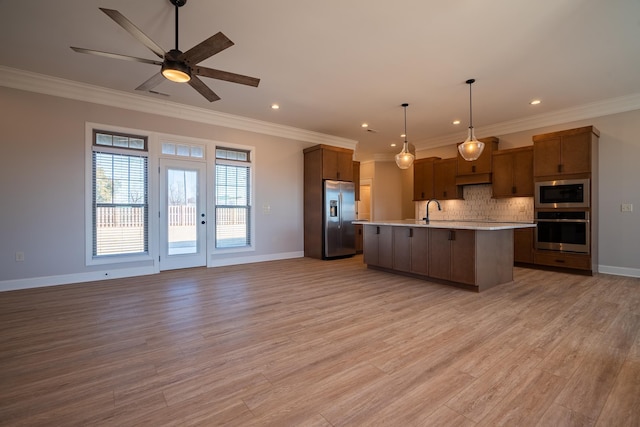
xmin=413 ymin=157 xmax=440 ymax=201
xmin=533 ymin=126 xmax=599 ymax=178
xmin=456 ymin=137 xmax=499 ymax=185
xmin=492 ymin=146 xmax=534 ymax=198
xmin=433 ymin=158 xmax=463 ymax=200
xmin=323 ymin=147 xmax=354 ymax=181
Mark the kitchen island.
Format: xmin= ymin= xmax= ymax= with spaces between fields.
xmin=357 ymin=220 xmax=536 ymax=291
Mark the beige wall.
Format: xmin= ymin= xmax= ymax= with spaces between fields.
xmin=0 ymin=87 xmax=312 ymax=286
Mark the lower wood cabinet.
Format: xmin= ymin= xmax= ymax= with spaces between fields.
xmin=354 ymin=224 xmax=363 ymax=254
xmin=392 ymin=227 xmax=429 ymax=275
xmin=362 ymin=224 xmax=519 ymax=291
xmin=363 ymin=225 xmax=393 ymax=269
xmin=514 ymin=227 xmax=534 ymax=264
xmin=429 ymin=228 xmax=475 ymax=285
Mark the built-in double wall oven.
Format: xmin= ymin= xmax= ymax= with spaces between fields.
xmin=534 ymin=178 xmax=590 ymax=254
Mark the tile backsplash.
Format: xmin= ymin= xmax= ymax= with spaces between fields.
xmin=415 ymin=184 xmax=534 ymax=223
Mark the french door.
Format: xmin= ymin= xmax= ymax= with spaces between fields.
xmin=159 ymin=159 xmax=207 ymax=270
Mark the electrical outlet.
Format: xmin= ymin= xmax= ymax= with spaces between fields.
xmin=15 ymin=252 xmax=24 ymax=262
xmin=263 ymin=204 xmax=271 ymax=214
xmin=621 ymin=203 xmax=633 ymax=212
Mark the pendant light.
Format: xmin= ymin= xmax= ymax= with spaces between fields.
xmin=458 ymin=78 xmax=485 ymax=161
xmin=395 ymin=103 xmax=415 ymax=169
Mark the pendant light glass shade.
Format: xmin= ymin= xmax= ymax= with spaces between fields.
xmin=395 ymin=103 xmax=415 ymax=169
xmin=458 ymin=79 xmax=484 ymax=161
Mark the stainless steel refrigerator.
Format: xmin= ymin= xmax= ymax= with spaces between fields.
xmin=324 ymin=180 xmax=356 ymax=258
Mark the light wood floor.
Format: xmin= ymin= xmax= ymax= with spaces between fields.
xmin=1 ymin=256 xmax=639 ymax=426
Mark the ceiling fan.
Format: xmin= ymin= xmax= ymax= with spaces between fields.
xmin=71 ymin=0 xmax=260 ymax=102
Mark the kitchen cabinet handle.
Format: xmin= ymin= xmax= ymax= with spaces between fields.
xmin=555 ymin=259 xmax=565 ymax=263
xmin=376 ymin=226 xmax=380 ymax=235
xmin=512 ymin=186 xmax=517 ymax=194
xmin=558 ymin=164 xmax=563 ymax=173
xmin=472 ymin=165 xmax=476 ymax=173
xmin=448 ymin=230 xmax=455 ymax=241
xmin=409 ymin=228 xmax=413 ymax=238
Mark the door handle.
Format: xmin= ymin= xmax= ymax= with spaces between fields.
xmin=201 ymin=221 xmax=206 ymax=224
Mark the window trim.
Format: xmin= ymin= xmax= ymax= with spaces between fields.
xmin=85 ymin=123 xmax=157 ymax=266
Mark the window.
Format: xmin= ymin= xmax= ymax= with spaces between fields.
xmin=92 ymin=130 xmax=149 ymax=257
xmin=215 ymin=147 xmax=252 ymax=249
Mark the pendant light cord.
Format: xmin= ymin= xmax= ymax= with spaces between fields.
xmin=402 ymin=103 xmax=409 ymax=148
xmin=174 ymin=5 xmax=179 ymax=50
xmin=466 ymin=78 xmax=475 ymax=130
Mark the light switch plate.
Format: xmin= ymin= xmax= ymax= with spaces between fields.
xmin=621 ymin=203 xmax=633 ymax=212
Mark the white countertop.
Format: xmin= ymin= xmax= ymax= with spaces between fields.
xmin=354 ymin=219 xmax=536 ymax=231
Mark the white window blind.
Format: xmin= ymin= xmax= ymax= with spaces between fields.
xmin=92 ymin=131 xmax=148 ymax=257
xmin=215 ymin=148 xmax=251 ymax=248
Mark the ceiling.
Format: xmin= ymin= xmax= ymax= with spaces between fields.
xmin=2 ymin=0 xmax=640 ymax=161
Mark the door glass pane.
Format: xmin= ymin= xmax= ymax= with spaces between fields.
xmin=167 ymin=168 xmax=198 ymax=255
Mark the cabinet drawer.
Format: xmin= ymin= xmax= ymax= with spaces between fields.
xmin=534 ymin=251 xmax=591 ymax=270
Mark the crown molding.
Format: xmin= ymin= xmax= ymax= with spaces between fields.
xmin=0 ymin=65 xmax=357 ymax=150
xmin=416 ymin=92 xmax=640 ymax=150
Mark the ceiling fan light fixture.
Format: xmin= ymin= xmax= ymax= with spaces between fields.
xmin=458 ymin=78 xmax=485 ymax=161
xmin=161 ymin=59 xmax=191 ymax=83
xmin=395 ymin=103 xmax=415 ymax=170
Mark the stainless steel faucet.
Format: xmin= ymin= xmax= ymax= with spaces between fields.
xmin=423 ymin=199 xmax=441 ymax=223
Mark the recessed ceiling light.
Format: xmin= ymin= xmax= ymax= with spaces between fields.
xmin=361 ymin=123 xmax=368 ymax=128
xmin=271 ymin=104 xmax=280 ymax=109
xmin=452 ymin=120 xmax=461 ymax=125
xmin=530 ymin=99 xmax=541 ymax=105
xmin=390 ymin=143 xmax=397 ymax=147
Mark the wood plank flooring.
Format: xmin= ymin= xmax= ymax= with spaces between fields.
xmin=1 ymin=255 xmax=639 ymax=426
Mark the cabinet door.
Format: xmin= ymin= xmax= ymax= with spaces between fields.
xmin=393 ymin=227 xmax=412 ymax=272
xmin=534 ymin=137 xmax=561 ymax=177
xmin=428 ymin=229 xmax=452 ymax=280
xmin=513 ymin=148 xmax=534 ymax=196
xmin=413 ymin=158 xmax=436 ymax=201
xmin=337 ymin=151 xmax=354 ymax=181
xmin=363 ymin=225 xmax=379 ymax=266
xmin=378 ymin=226 xmax=393 ymax=269
xmin=434 ymin=159 xmax=462 ymax=200
xmin=450 ymin=230 xmax=476 ymax=285
xmin=364 ymin=225 xmax=392 ymax=268
xmin=491 ymin=151 xmax=514 ymax=197
xmin=561 ymin=133 xmax=591 ymax=175
xmin=322 ymin=149 xmax=339 ymax=180
xmin=493 ymin=147 xmax=533 ymax=198
xmin=354 ymin=224 xmax=363 ymax=253
xmin=410 ymin=227 xmax=430 ymax=275
xmin=514 ymin=228 xmax=533 ymax=264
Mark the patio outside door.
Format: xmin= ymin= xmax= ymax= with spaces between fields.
xmin=159 ymin=159 xmax=207 ymax=270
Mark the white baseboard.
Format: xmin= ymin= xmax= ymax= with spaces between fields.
xmin=598 ymin=265 xmax=640 ymax=278
xmin=0 ymin=252 xmax=305 ymax=292
xmin=208 ymin=251 xmax=304 ymax=267
xmin=0 ymin=265 xmax=157 ymax=292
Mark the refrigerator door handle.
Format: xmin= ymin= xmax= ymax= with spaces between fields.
xmin=338 ymin=192 xmax=342 ymax=229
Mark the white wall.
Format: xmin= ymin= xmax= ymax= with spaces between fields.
xmin=0 ymin=87 xmax=313 ymax=288
xmin=415 ymin=109 xmax=640 ymax=276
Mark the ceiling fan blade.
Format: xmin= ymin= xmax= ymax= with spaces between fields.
xmin=194 ymin=66 xmax=260 ymax=87
xmin=71 ymin=47 xmax=163 ymax=66
xmin=188 ymin=76 xmax=221 ymax=102
xmin=135 ymin=73 xmax=166 ymax=92
xmin=99 ymin=8 xmax=165 ymax=59
xmin=181 ymin=32 xmax=234 ymax=65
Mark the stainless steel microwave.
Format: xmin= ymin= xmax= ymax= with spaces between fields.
xmin=535 ymin=178 xmax=590 ymax=209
